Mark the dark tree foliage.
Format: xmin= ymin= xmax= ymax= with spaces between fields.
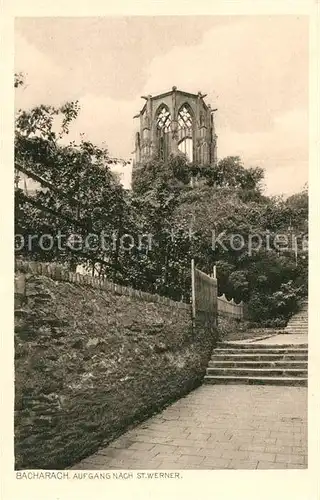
xmin=15 ymin=74 xmax=308 ymax=319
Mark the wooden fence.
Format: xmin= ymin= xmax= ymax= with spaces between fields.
xmin=14 ymin=259 xmax=190 ymax=310
xmin=191 ymin=260 xmax=218 ymax=332
xmin=217 ymin=293 xmax=245 ymax=320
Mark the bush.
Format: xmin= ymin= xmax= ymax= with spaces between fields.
xmin=247 ymin=280 xmax=304 ymax=324
xmin=260 ymin=318 xmax=287 ymax=328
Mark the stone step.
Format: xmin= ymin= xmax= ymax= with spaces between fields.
xmin=217 ymin=342 xmax=308 ymax=349
xmin=285 ymin=328 xmax=308 ymax=331
xmin=286 ymin=327 xmax=308 ymax=331
xmin=285 ymin=306 xmax=308 ymax=331
xmin=286 ymin=325 xmax=308 ymax=329
xmin=203 ymin=375 xmax=307 ymax=386
xmin=288 ymin=325 xmax=308 ymax=327
xmin=285 ymin=324 xmax=308 ymax=328
xmin=206 ymin=367 xmax=307 ymax=377
xmin=208 ymin=318 xmax=308 ymax=384
xmin=211 ymin=353 xmax=308 ymax=361
xmin=289 ymin=312 xmax=308 ymax=316
xmin=208 ymin=360 xmax=308 ymax=369
xmin=287 ymin=318 xmax=308 ymax=322
xmin=285 ymin=331 xmax=308 ymax=334
xmin=285 ymin=322 xmax=308 ymax=326
xmin=288 ymin=324 xmax=308 ymax=327
xmin=289 ymin=318 xmax=308 ymax=321
xmin=285 ymin=332 xmax=308 ymax=335
xmin=214 ymin=348 xmax=308 ymax=355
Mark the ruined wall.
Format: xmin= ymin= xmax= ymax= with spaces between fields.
xmin=14 ymin=261 xmax=217 ymax=469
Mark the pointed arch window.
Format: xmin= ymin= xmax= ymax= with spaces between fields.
xmin=178 ymin=105 xmax=193 ymax=129
xmin=177 ymin=104 xmax=194 ymax=162
xmin=157 ymin=106 xmax=172 ymax=132
xmin=156 ymin=105 xmax=172 ymax=160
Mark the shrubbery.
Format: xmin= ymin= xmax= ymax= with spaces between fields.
xmin=15 ymin=76 xmax=308 ymax=323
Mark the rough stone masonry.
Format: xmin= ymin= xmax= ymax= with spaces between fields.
xmin=14 ymin=264 xmax=217 ymax=470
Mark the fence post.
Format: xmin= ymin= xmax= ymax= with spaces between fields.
xmin=213 ymin=265 xmax=216 ymax=279
xmin=213 ymin=273 xmax=218 ymax=327
xmin=191 ymin=258 xmax=196 ymax=327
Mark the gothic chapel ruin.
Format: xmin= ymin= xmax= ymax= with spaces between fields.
xmin=133 ymin=87 xmax=218 ymax=169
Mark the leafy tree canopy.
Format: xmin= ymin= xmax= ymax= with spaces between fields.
xmin=14 ymin=73 xmax=308 ymax=321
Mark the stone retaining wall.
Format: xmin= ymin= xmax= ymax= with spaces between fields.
xmin=14 ymin=261 xmax=217 ymax=469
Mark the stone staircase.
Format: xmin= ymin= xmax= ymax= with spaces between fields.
xmin=204 ymin=342 xmax=308 ymax=386
xmin=284 ymin=301 xmax=308 ymax=335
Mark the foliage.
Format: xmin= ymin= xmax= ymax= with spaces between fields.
xmin=132 ymin=153 xmax=191 ymax=196
xmin=248 ymin=280 xmax=305 ymax=324
xmin=14 ymin=72 xmax=25 ymax=88
xmin=14 ymin=74 xmax=308 ymax=317
xmin=15 ymin=89 xmax=125 ymax=273
xmin=14 ymin=77 xmax=192 ymax=298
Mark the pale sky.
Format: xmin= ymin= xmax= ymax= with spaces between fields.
xmin=14 ymin=16 xmax=309 ymax=195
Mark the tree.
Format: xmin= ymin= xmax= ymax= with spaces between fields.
xmin=15 ymin=77 xmax=126 ymax=273
xmin=130 ymin=154 xmax=194 ymax=298
xmin=15 ymin=74 xmax=308 ymax=314
xmin=191 ymin=156 xmax=264 ymax=192
xmin=171 ymin=159 xmax=308 ymax=321
xmin=14 ymin=72 xmax=25 ymax=88
xmin=132 ymin=152 xmax=191 ymax=196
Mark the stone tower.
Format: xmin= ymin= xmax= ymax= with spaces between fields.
xmin=132 ymin=87 xmax=217 ymax=170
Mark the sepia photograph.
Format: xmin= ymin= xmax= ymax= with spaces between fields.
xmin=13 ymin=15 xmax=308 ymax=473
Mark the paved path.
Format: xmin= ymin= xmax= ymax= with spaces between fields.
xmin=232 ymin=333 xmax=308 ymax=345
xmin=71 ymin=385 xmax=307 ymax=470
xmin=253 ymin=333 xmax=308 ymax=345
